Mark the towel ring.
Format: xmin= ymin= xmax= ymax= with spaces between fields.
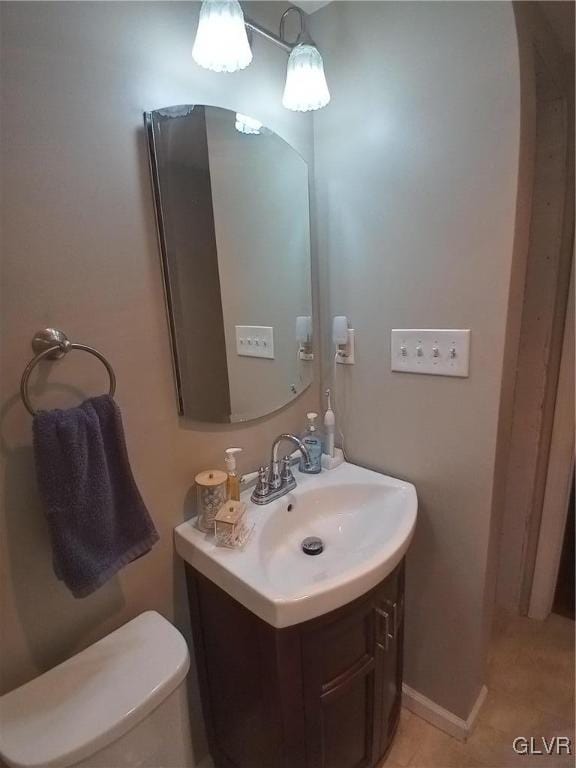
xmin=20 ymin=328 xmax=116 ymax=416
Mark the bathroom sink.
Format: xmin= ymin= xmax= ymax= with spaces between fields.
xmin=174 ymin=461 xmax=417 ymax=627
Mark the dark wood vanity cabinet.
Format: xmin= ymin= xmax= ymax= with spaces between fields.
xmin=186 ymin=561 xmax=405 ymax=768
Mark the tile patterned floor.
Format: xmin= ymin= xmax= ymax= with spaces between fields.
xmin=381 ymin=613 xmax=575 ymax=768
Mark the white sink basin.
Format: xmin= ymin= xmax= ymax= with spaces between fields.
xmin=174 ymin=461 xmax=417 ymax=628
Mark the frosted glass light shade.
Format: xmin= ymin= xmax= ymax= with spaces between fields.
xmin=192 ymin=0 xmax=253 ymax=73
xmin=235 ymin=113 xmax=262 ymax=134
xmin=282 ymin=43 xmax=330 ymax=112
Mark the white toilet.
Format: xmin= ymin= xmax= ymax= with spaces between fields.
xmin=0 ymin=611 xmax=195 ymax=768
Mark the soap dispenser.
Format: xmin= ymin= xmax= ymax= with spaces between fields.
xmin=225 ymin=447 xmax=243 ymax=501
xmin=299 ymin=413 xmax=322 ymax=474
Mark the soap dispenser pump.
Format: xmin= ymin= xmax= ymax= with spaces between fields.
xmin=225 ymin=447 xmax=242 ymax=501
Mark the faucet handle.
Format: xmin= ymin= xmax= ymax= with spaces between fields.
xmin=253 ymin=466 xmax=270 ymax=498
xmin=269 ymin=460 xmax=282 ymax=491
xmin=281 ymin=455 xmax=295 ymax=485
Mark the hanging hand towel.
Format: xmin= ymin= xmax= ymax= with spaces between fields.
xmin=33 ymin=394 xmax=159 ymax=597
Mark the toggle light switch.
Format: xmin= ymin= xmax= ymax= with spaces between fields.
xmin=236 ymin=326 xmax=274 ymax=359
xmin=391 ymin=329 xmax=470 ymax=377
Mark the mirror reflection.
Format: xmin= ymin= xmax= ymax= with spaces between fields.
xmin=145 ymin=105 xmax=313 ymax=423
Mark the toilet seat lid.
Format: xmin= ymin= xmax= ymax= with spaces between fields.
xmin=0 ymin=611 xmax=190 ymax=768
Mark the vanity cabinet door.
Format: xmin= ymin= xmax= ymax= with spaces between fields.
xmin=301 ymin=597 xmax=378 ymax=768
xmin=373 ymin=563 xmax=405 ymax=761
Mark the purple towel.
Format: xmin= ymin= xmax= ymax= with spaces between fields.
xmin=32 ymin=394 xmax=159 ymax=598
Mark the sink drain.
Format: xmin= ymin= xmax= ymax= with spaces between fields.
xmin=301 ymin=537 xmax=324 ymax=556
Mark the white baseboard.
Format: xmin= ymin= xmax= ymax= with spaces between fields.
xmin=402 ymin=683 xmax=488 ymax=742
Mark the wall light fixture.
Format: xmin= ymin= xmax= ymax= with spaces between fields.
xmin=192 ymin=0 xmax=253 ymax=72
xmin=235 ymin=112 xmax=263 ymax=134
xmin=192 ymin=1 xmax=330 ymax=112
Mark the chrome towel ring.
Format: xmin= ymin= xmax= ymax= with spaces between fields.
xmin=20 ymin=328 xmax=116 ymax=416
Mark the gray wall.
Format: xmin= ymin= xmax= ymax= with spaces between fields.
xmin=0 ymin=4 xmax=318 ymax=755
xmin=310 ymin=1 xmax=520 ymax=719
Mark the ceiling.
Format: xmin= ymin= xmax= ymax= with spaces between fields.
xmin=296 ymin=1 xmax=333 ymax=15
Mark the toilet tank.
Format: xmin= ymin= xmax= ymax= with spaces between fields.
xmin=0 ymin=612 xmax=195 ymax=768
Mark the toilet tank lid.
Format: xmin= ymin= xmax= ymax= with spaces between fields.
xmin=0 ymin=611 xmax=190 ymax=768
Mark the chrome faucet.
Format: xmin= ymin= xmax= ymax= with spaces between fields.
xmin=251 ymin=434 xmax=312 ymax=505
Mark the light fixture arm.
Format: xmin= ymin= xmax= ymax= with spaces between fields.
xmin=279 ymin=6 xmax=305 ymax=45
xmin=244 ymin=17 xmax=293 ymax=53
xmin=244 ymin=4 xmax=315 ymax=55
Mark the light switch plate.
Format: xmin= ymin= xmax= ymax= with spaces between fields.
xmin=391 ymin=329 xmax=470 ymax=377
xmin=235 ymin=326 xmax=274 ymax=359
